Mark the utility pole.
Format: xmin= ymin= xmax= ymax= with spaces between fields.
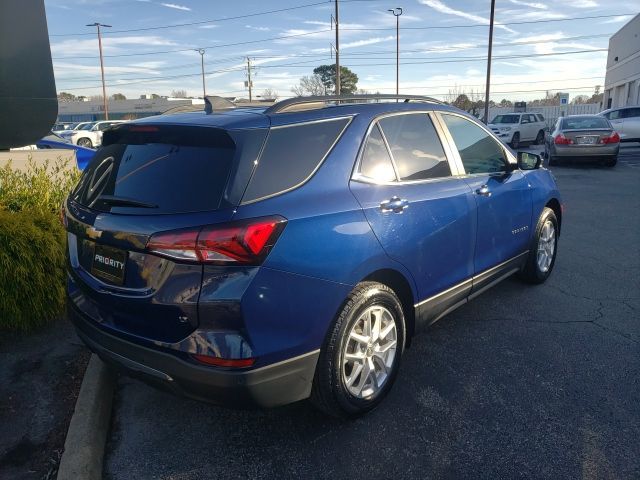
xmin=483 ymin=0 xmax=496 ymax=124
xmin=388 ymin=8 xmax=402 ymax=96
xmin=246 ymin=57 xmax=253 ymax=102
xmin=196 ymin=49 xmax=206 ymax=98
xmin=86 ymin=22 xmax=111 ymax=119
xmin=334 ymin=0 xmax=340 ymax=95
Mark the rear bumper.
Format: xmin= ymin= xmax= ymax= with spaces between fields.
xmin=69 ymin=301 xmax=319 ymax=408
xmin=552 ymin=144 xmax=619 ymax=157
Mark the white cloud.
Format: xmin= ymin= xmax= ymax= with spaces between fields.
xmin=245 ymin=25 xmax=270 ymax=31
xmin=602 ymin=15 xmax=630 ymax=24
xmin=419 ymin=0 xmax=517 ymax=33
xmin=160 ymin=3 xmax=191 ymax=11
xmin=509 ymin=0 xmax=547 ymax=8
xmin=51 ymin=36 xmax=179 ymax=56
xmin=566 ymin=0 xmax=598 ymax=7
xmin=341 ymin=36 xmax=395 ymax=50
xmin=198 ymin=25 xmax=218 ymax=29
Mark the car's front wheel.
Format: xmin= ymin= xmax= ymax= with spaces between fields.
xmin=519 ymin=207 xmax=559 ymax=284
xmin=510 ymin=132 xmax=520 ymax=150
xmin=311 ymin=282 xmax=405 ymax=418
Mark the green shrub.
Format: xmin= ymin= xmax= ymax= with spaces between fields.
xmin=0 ymin=158 xmax=79 ymax=331
xmin=0 ymin=157 xmax=80 ymax=214
xmin=0 ymin=208 xmax=66 ymax=331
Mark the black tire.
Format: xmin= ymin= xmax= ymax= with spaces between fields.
xmin=310 ymin=282 xmax=406 ymax=418
xmin=510 ymin=132 xmax=520 ymax=150
xmin=548 ymin=156 xmax=559 ymax=167
xmin=535 ymin=130 xmax=545 ymax=145
xmin=604 ymin=156 xmax=617 ymax=167
xmin=518 ymin=207 xmax=559 ymax=284
xmin=77 ymin=137 xmax=93 ymax=148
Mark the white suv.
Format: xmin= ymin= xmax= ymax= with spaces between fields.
xmin=69 ymin=120 xmax=126 ymax=148
xmin=488 ymin=113 xmax=546 ymax=149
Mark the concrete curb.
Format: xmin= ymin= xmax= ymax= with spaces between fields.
xmin=57 ymin=354 xmax=116 ymax=480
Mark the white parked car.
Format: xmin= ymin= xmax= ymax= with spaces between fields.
xmin=56 ymin=121 xmax=95 ymax=138
xmin=598 ymin=106 xmax=640 ymax=142
xmin=69 ymin=120 xmax=126 ymax=148
xmin=488 ymin=113 xmax=547 ymax=149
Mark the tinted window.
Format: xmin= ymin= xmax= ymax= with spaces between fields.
xmin=537 ymin=114 xmax=545 ymax=121
xmin=242 ymin=118 xmax=349 ymax=203
xmin=562 ymin=117 xmax=610 ymax=129
xmin=492 ymin=114 xmax=520 ymax=124
xmin=72 ymin=125 xmax=237 ymax=214
xmin=623 ymin=108 xmax=640 ymax=118
xmin=359 ymin=124 xmax=396 ymax=182
xmin=606 ymin=110 xmax=621 ymax=120
xmin=378 ymin=114 xmax=450 ymax=181
xmin=441 ymin=114 xmax=508 ymax=174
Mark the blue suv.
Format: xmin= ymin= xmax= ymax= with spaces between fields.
xmin=64 ymin=95 xmax=562 ymax=417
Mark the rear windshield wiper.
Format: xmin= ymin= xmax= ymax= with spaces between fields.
xmin=96 ymin=195 xmax=158 ymax=209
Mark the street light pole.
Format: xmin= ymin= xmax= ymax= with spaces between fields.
xmin=86 ymin=22 xmax=111 ymax=120
xmin=388 ymin=8 xmax=403 ymax=96
xmin=334 ymin=0 xmax=340 ymax=95
xmin=483 ymin=0 xmax=496 ymax=124
xmin=196 ymin=49 xmax=206 ymax=98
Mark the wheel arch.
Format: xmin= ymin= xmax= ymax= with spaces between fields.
xmin=362 ymin=268 xmax=416 ymax=346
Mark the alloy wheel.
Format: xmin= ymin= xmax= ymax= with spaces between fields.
xmin=342 ymin=305 xmax=398 ymax=399
xmin=537 ymin=220 xmax=556 ymax=273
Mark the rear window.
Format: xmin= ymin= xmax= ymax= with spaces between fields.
xmin=241 ymin=117 xmax=350 ymax=204
xmin=71 ymin=125 xmax=238 ymax=215
xmin=562 ymin=117 xmax=610 ymax=130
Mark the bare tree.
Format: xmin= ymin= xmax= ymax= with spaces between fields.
xmin=291 ymin=74 xmax=326 ymax=96
xmin=171 ymin=89 xmax=188 ymax=98
xmin=260 ymin=88 xmax=279 ymax=100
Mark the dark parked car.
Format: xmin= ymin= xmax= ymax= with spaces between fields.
xmin=544 ymin=115 xmax=620 ymax=167
xmin=64 ymin=95 xmax=562 ymax=417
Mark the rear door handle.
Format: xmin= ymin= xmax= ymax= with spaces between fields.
xmin=380 ymin=196 xmax=409 ymax=213
xmin=475 ymin=185 xmax=492 ymax=197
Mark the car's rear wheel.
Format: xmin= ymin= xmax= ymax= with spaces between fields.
xmin=519 ymin=207 xmax=558 ymax=284
xmin=604 ymin=156 xmax=617 ymax=167
xmin=311 ymin=282 xmax=405 ymax=418
xmin=510 ymin=132 xmax=520 ymax=150
xmin=77 ymin=137 xmax=93 ymax=148
xmin=535 ymin=130 xmax=545 ymax=145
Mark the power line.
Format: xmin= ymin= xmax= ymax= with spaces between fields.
xmin=49 ymin=0 xmax=383 ymax=37
xmin=55 ymin=49 xmax=606 ymax=91
xmin=50 ymin=12 xmax=636 ymax=39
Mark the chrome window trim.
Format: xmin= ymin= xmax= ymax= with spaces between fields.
xmin=351 ymin=110 xmax=459 ymax=185
xmin=435 ymin=111 xmax=517 ymax=176
xmin=240 ymin=116 xmax=353 ymax=205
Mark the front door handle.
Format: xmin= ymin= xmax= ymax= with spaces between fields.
xmin=475 ymin=185 xmax=492 ymax=197
xmin=380 ymin=196 xmax=409 ymax=213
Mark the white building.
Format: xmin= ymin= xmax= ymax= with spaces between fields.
xmin=603 ymin=14 xmax=640 ymax=109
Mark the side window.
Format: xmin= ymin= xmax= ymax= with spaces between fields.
xmin=624 ymin=108 xmax=640 ymax=118
xmin=358 ymin=124 xmax=396 ymax=182
xmin=520 ymin=115 xmax=527 ymax=124
xmin=242 ymin=118 xmax=350 ymax=203
xmin=441 ymin=114 xmax=508 ymax=175
xmin=529 ymin=114 xmax=537 ymax=123
xmin=607 ymin=110 xmax=621 ymax=120
xmin=377 ymin=114 xmax=451 ymax=181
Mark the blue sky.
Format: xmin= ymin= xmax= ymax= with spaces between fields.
xmin=45 ymin=0 xmax=638 ymax=101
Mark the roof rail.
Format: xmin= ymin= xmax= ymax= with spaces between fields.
xmin=204 ymin=95 xmax=236 ymax=114
xmin=264 ymin=94 xmax=445 ymax=114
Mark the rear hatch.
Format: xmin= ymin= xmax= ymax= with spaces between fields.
xmin=65 ymin=123 xmax=267 ymax=342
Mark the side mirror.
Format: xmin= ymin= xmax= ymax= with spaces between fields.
xmin=517 ymin=151 xmax=542 ymax=170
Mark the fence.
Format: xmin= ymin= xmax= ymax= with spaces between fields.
xmin=487 ymin=104 xmax=602 ymax=129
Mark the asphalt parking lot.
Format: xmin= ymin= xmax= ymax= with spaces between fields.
xmin=104 ymin=145 xmax=640 ymax=480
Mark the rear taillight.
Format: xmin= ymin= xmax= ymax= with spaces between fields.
xmin=600 ymin=131 xmax=620 ymax=144
xmin=554 ymin=134 xmax=573 ymax=145
xmin=146 ymin=216 xmax=286 ymax=265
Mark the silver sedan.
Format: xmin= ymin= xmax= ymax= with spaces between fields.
xmin=544 ymin=115 xmax=620 ymax=167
